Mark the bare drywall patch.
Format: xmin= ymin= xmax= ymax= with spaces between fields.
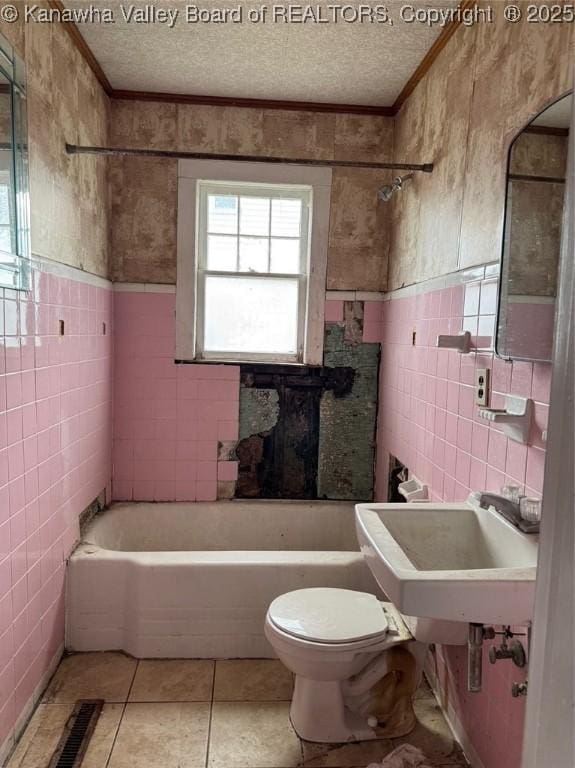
xmin=318 ymin=324 xmax=379 ymax=500
xmin=239 ymin=387 xmax=280 ymax=440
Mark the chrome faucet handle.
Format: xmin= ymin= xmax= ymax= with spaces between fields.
xmin=477 ymin=492 xmax=539 ymax=534
xmin=478 ymin=492 xmax=521 ymax=518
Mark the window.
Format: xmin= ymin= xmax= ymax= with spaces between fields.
xmin=0 ymin=169 xmax=14 ymax=256
xmin=0 ymin=34 xmax=31 ymax=291
xmin=176 ymin=161 xmax=331 ymax=365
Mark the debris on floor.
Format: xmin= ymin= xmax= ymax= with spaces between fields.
xmin=369 ymin=744 xmax=432 ymax=768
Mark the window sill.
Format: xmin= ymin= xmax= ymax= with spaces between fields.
xmin=175 ymin=358 xmax=316 ymax=367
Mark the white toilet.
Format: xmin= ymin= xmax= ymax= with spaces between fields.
xmin=264 ymin=587 xmax=426 ymax=743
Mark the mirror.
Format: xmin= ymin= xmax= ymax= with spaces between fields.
xmin=0 ymin=33 xmax=30 ymax=290
xmin=497 ymin=92 xmax=572 ymax=362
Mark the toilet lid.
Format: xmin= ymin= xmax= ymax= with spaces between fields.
xmin=268 ymin=588 xmax=388 ymax=644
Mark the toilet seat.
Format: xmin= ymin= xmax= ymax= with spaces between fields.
xmin=268 ymin=588 xmax=389 ymax=645
xmin=265 ymin=588 xmax=421 ymax=744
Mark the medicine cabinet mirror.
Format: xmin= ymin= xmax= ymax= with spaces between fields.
xmin=0 ymin=31 xmax=30 ymax=290
xmin=497 ymin=91 xmax=572 ymax=362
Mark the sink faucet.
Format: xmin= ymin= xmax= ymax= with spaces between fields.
xmin=477 ymin=493 xmax=539 ymax=534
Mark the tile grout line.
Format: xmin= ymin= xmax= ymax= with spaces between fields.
xmin=121 ymin=698 xmax=293 ymax=703
xmin=103 ymin=659 xmax=140 ymax=768
xmin=204 ymin=660 xmax=218 ymax=768
xmin=8 ymin=656 xmax=469 ymax=768
xmin=124 ymin=657 xmax=140 ymax=704
xmin=103 ymin=701 xmax=127 ymax=768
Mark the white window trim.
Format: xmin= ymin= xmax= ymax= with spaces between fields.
xmin=176 ymin=159 xmax=331 ymax=366
xmin=195 ymin=180 xmax=311 ymax=363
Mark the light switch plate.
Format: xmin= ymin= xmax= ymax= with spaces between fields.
xmin=475 ymin=368 xmax=490 ymax=406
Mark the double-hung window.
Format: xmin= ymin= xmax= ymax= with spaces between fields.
xmin=176 ymin=161 xmax=331 ymax=365
xmin=0 ymin=35 xmax=31 ymax=291
xmin=198 ymin=182 xmax=309 ymax=362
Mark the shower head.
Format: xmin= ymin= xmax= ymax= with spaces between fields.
xmin=378 ymin=173 xmax=414 ymax=202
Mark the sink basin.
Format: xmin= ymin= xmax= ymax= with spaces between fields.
xmin=355 ymin=495 xmax=538 ymax=627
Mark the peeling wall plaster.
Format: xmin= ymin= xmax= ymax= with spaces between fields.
xmin=0 ymin=17 xmax=110 ymax=277
xmin=109 ymin=103 xmax=394 ymax=291
xmin=388 ymin=6 xmax=573 ymax=290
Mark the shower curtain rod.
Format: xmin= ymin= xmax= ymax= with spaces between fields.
xmin=65 ymin=143 xmax=434 ymax=173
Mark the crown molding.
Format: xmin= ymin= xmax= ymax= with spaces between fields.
xmin=51 ymin=0 xmax=471 ymax=116
xmin=392 ymin=0 xmax=477 ymax=114
xmin=111 ymin=89 xmax=394 ymax=116
xmin=48 ymin=0 xmax=113 ymax=94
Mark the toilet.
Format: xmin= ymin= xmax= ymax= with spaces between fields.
xmin=264 ymin=587 xmax=426 ymax=743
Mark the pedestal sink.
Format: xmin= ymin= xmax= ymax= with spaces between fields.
xmin=355 ymin=494 xmax=538 ymax=632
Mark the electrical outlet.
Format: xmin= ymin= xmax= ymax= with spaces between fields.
xmin=475 ymin=368 xmax=490 ymax=406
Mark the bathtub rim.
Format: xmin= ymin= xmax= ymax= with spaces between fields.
xmin=70 ymin=544 xmax=368 ymax=565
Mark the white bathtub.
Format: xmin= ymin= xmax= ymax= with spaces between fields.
xmin=66 ymin=500 xmax=380 ymax=658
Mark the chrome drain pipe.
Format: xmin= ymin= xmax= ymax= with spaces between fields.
xmin=468 ymin=623 xmax=495 ymax=692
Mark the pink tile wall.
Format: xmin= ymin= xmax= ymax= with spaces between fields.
xmin=505 ymin=300 xmax=555 ymax=361
xmin=324 ymin=299 xmax=344 ymax=323
xmin=375 ymin=277 xmax=551 ymax=768
xmin=0 ymin=270 xmax=113 ymax=752
xmin=429 ymin=638 xmax=528 ymax=768
xmin=363 ymin=301 xmax=385 ymax=343
xmin=113 ymin=291 xmax=240 ymax=502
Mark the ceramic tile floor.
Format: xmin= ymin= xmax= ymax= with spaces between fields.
xmin=7 ymin=654 xmax=469 ymax=768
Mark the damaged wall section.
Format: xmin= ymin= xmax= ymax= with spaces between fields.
xmin=318 ymin=324 xmax=379 ymax=500
xmin=234 ymin=301 xmax=380 ymax=501
xmin=235 ymin=369 xmax=323 ymax=499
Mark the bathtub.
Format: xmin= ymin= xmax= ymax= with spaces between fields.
xmin=66 ymin=500 xmax=380 ymax=658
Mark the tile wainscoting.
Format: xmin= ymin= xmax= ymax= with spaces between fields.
xmin=0 ymin=264 xmax=113 ymax=759
xmin=113 ymin=288 xmax=240 ymax=503
xmin=373 ymin=269 xmax=551 ymax=768
xmin=113 ymin=288 xmax=384 ymax=503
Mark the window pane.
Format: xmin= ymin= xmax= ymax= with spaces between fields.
xmin=0 ymin=177 xmax=15 ymax=254
xmin=0 ymin=228 xmax=11 ymax=254
xmin=207 ymin=235 xmax=237 ymax=271
xmin=208 ymin=195 xmax=238 ymax=234
xmin=0 ymin=185 xmax=10 ymax=226
xmin=239 ymin=197 xmax=269 ymax=236
xmin=204 ymin=276 xmax=299 ymax=355
xmin=239 ymin=237 xmax=268 ymax=273
xmin=270 ymin=239 xmax=301 ymax=274
xmin=271 ymin=198 xmax=302 ymax=237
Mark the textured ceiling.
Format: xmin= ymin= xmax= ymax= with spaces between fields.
xmin=63 ymin=0 xmax=460 ymax=106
